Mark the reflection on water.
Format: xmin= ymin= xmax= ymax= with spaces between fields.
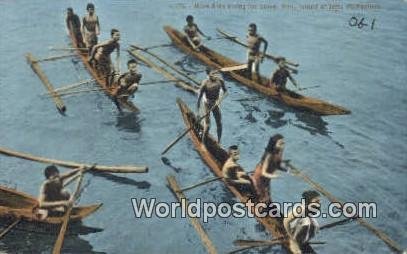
xmin=292 ymin=112 xmax=330 ymax=136
xmin=90 ymin=171 xmax=151 ymax=189
xmin=265 ymin=110 xmax=288 ymax=129
xmin=0 ymin=220 xmax=104 ymax=254
xmin=174 ymin=55 xmax=206 ymax=75
xmin=161 ymin=157 xmax=185 ymax=173
xmin=115 ymin=112 xmax=144 ymax=133
xmin=239 ymin=100 xmax=344 ymax=148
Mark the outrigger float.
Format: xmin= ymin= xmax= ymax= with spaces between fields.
xmin=0 ymin=146 xmax=149 ymax=253
xmin=25 ymin=28 xmax=140 ymax=114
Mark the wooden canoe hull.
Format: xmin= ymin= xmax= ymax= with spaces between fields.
xmin=67 ymin=27 xmax=139 ymax=113
xmin=0 ymin=186 xmax=102 ymax=224
xmin=176 ymin=98 xmax=313 ymax=253
xmin=165 ymin=26 xmax=350 ymax=116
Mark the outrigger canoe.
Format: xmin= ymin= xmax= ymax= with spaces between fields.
xmin=0 ymin=185 xmax=102 ymax=224
xmin=176 ymin=98 xmax=314 ymax=254
xmin=67 ymin=27 xmax=139 ymax=112
xmin=165 ymin=26 xmax=350 ymax=116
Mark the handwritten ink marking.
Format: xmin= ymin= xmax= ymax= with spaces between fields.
xmin=349 ymin=17 xmax=376 ymax=30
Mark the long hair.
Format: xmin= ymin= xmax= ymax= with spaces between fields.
xmin=260 ymin=134 xmax=284 ymax=162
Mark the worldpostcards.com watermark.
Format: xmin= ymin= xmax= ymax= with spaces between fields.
xmin=131 ymin=198 xmax=377 ymax=223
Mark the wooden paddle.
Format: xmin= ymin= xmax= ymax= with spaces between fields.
xmin=232 ymin=217 xmax=355 ymax=254
xmin=229 ymin=240 xmax=286 ymax=254
xmin=136 ymin=36 xmax=232 ymax=51
xmin=49 ymin=46 xmax=88 ymax=51
xmin=178 ymin=169 xmax=256 ymax=192
xmin=295 ymin=85 xmax=320 ymax=92
xmin=216 ymin=28 xmax=299 ymax=67
xmin=178 ymin=176 xmax=223 ymax=192
xmin=52 ymin=172 xmax=84 ymax=254
xmin=161 ymin=92 xmax=228 ymax=155
xmin=234 ymin=217 xmax=356 ymax=246
xmin=0 ymin=218 xmax=21 ymax=239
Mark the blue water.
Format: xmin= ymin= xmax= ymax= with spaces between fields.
xmin=0 ymin=0 xmax=406 ymax=253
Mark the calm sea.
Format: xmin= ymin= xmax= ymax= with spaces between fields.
xmin=0 ymin=0 xmax=406 ymax=253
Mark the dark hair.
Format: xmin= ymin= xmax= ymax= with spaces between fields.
xmin=258 ymin=134 xmax=284 ymax=164
xmin=67 ymin=7 xmax=73 ymax=13
xmin=44 ymin=165 xmax=59 ymax=179
xmin=111 ymin=28 xmax=119 ymax=36
xmin=186 ymin=15 xmax=194 ymax=22
xmin=302 ymin=190 xmax=320 ymax=204
xmin=127 ymin=59 xmax=137 ymax=66
xmin=87 ymin=3 xmax=95 ymax=10
xmin=229 ymin=145 xmax=238 ymax=150
xmin=249 ymin=23 xmax=257 ymax=30
xmin=265 ymin=134 xmax=284 ymax=153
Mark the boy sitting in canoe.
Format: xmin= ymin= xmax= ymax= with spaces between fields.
xmin=283 ymin=190 xmax=321 ymax=254
xmin=184 ymin=15 xmax=211 ymax=51
xmin=268 ymin=60 xmax=298 ymax=91
xmin=89 ymin=28 xmax=121 ymax=86
xmin=222 ymin=145 xmax=255 ymax=195
xmin=113 ymin=59 xmax=142 ymax=99
xmin=36 ymin=165 xmax=86 ymax=219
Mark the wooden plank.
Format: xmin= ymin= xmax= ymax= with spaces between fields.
xmin=26 ymin=53 xmax=66 ymax=114
xmin=128 ymin=49 xmax=199 ymax=94
xmin=0 ymin=146 xmax=148 ymax=174
xmin=220 ymin=64 xmax=247 ymax=72
xmin=167 ymin=175 xmax=217 ymax=254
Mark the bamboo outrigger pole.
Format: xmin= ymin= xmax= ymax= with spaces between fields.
xmin=54 ymin=79 xmax=96 ymax=93
xmin=167 ymin=175 xmax=218 ymax=254
xmin=128 ymin=49 xmax=199 ymax=94
xmin=0 ymin=146 xmax=148 ymax=174
xmin=26 ymin=53 xmax=66 ymax=114
xmin=35 ymin=53 xmax=76 ymax=63
xmin=130 ymin=44 xmax=201 ymax=86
